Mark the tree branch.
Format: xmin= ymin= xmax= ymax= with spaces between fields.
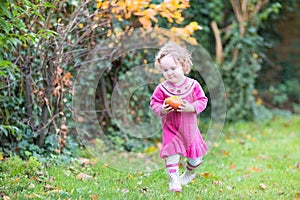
xmin=210 ymin=21 xmax=223 ymax=64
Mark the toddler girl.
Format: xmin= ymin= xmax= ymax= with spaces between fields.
xmin=150 ymin=41 xmax=208 ymax=192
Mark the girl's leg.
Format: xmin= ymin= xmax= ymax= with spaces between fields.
xmin=165 ymin=154 xmax=181 ymax=192
xmin=180 ymin=157 xmax=203 ymax=185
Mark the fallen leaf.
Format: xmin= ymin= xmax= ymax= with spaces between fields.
xmin=127 ymin=174 xmax=133 ymax=180
xmin=121 ymin=188 xmax=129 ymax=194
xmin=213 ymin=143 xmax=219 ymax=148
xmin=267 ymin=164 xmax=272 ymax=169
xmin=256 ymin=154 xmax=269 ymax=160
xmin=36 ymin=171 xmax=45 ymax=176
xmin=78 ymin=158 xmax=96 ymax=166
xmin=49 ymin=176 xmax=55 ymax=182
xmin=296 ymin=163 xmax=300 ymax=171
xmin=243 ymin=174 xmax=250 ymax=178
xmin=259 ymin=183 xmax=267 ymax=190
xmin=229 ymin=162 xmax=236 ymax=170
xmin=295 ymin=192 xmax=300 ymax=200
xmin=3 ymin=196 xmax=10 ymax=200
xmin=200 ymin=172 xmax=211 ymax=178
xmin=78 ymin=23 xmax=84 ymax=28
xmin=226 ymin=186 xmax=233 ymax=190
xmin=90 ymin=194 xmax=99 ymax=200
xmin=144 ymin=145 xmax=158 ymax=153
xmin=76 ymin=172 xmax=93 ymax=180
xmin=44 ymin=184 xmax=54 ymax=190
xmin=139 ymin=187 xmax=148 ymax=194
xmin=32 ymin=176 xmax=42 ymax=183
xmin=212 ymin=180 xmax=223 ymax=185
xmin=221 ymin=149 xmax=231 ymax=156
xmin=103 ymin=163 xmax=109 ymax=167
xmin=237 ymin=174 xmax=250 ymax=182
xmin=248 ymin=166 xmax=262 ymax=172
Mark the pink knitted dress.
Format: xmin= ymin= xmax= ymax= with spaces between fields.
xmin=150 ymin=77 xmax=208 ymax=159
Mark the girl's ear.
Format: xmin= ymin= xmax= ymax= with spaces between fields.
xmin=181 ymin=63 xmax=190 ymax=74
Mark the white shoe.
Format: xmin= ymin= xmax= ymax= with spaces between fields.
xmin=168 ymin=169 xmax=182 ymax=192
xmin=180 ymin=171 xmax=196 ymax=185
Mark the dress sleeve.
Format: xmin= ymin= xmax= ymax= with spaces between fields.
xmin=150 ymin=85 xmax=165 ymax=117
xmin=191 ymin=82 xmax=208 ymax=115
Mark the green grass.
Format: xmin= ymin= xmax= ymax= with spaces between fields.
xmin=1 ymin=116 xmax=300 ymax=199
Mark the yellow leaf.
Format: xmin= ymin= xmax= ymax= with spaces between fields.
xmin=107 ymin=29 xmax=112 ymax=37
xmin=256 ymin=98 xmax=263 ymax=105
xmin=116 ymin=14 xmax=123 ymax=21
xmin=190 ymin=21 xmax=199 ymax=29
xmin=144 ymin=145 xmax=158 ymax=153
xmin=127 ymin=174 xmax=133 ymax=180
xmin=125 ymin=11 xmax=132 ymax=19
xmin=213 ymin=143 xmax=219 ymax=148
xmin=101 ymin=1 xmax=110 ymax=9
xmin=253 ymin=53 xmax=258 ymax=59
xmin=110 ymin=0 xmax=118 ymax=6
xmin=138 ymin=16 xmax=152 ymax=28
xmin=221 ymin=149 xmax=231 ymax=156
xmin=166 ymin=16 xmax=174 ymax=23
xmin=172 ymin=11 xmax=182 ymax=19
xmin=200 ymin=172 xmax=211 ymax=178
xmin=175 ymin=17 xmax=184 ymax=24
xmin=78 ymin=23 xmax=84 ymax=29
xmin=96 ymin=2 xmax=102 ymax=9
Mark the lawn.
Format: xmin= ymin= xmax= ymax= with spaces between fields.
xmin=1 ymin=116 xmax=300 ymax=199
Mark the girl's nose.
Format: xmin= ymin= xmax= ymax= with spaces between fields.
xmin=167 ymin=70 xmax=173 ymax=75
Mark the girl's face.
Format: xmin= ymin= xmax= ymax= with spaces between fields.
xmin=160 ymin=55 xmax=185 ymax=85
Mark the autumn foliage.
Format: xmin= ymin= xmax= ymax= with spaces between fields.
xmin=94 ymin=0 xmax=202 ymax=44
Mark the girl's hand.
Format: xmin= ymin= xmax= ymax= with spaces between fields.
xmin=161 ymin=101 xmax=174 ymax=115
xmin=177 ymin=100 xmax=195 ymax=113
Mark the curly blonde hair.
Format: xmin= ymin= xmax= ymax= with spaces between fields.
xmin=155 ymin=41 xmax=193 ymax=74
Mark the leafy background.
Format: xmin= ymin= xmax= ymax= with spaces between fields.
xmin=0 ymin=0 xmax=299 ymax=161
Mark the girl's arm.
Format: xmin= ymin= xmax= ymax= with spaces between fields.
xmin=150 ymin=86 xmax=165 ymax=116
xmin=191 ymin=82 xmax=208 ymax=115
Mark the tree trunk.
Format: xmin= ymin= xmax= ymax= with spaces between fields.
xmin=38 ymin=59 xmax=54 ymax=147
xmin=23 ymin=64 xmax=33 ymax=126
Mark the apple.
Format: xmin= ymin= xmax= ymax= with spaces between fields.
xmin=165 ymin=96 xmax=183 ymax=110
